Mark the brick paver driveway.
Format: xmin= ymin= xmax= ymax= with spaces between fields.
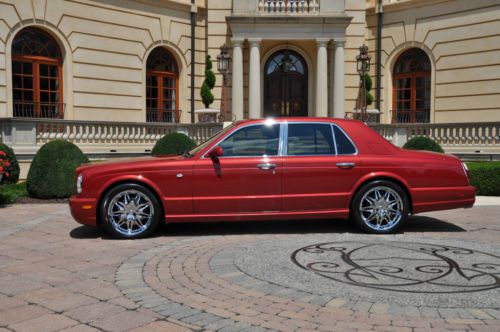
xmin=0 ymin=199 xmax=499 ymax=332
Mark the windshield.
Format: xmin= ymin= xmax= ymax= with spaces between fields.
xmin=188 ymin=123 xmax=235 ymax=156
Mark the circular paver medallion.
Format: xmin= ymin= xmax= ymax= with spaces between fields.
xmin=292 ymin=241 xmax=500 ymax=293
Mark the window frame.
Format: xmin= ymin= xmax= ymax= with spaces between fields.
xmin=202 ymin=123 xmax=284 ymax=159
xmin=282 ymin=122 xmax=358 ymax=157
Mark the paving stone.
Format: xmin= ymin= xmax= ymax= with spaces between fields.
xmin=9 ymin=314 xmax=78 ymax=332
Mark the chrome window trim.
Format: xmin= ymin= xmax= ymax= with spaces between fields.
xmin=331 ymin=123 xmax=359 ymax=156
xmin=283 ymin=121 xmax=359 ymax=157
xmin=202 ymin=122 xmax=282 ymax=159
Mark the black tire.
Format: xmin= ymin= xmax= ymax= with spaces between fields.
xmin=100 ymin=183 xmax=161 ymax=239
xmin=350 ymin=180 xmax=409 ymax=234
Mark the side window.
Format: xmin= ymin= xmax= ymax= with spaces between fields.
xmin=219 ymin=124 xmax=280 ymax=157
xmin=333 ymin=125 xmax=357 ymax=154
xmin=287 ymin=123 xmax=335 ymax=156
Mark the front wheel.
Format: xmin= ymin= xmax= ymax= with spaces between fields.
xmin=350 ymin=180 xmax=409 ymax=234
xmin=100 ymin=183 xmax=161 ymax=239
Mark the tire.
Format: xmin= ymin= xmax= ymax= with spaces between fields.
xmin=100 ymin=183 xmax=161 ymax=239
xmin=350 ymin=180 xmax=409 ymax=234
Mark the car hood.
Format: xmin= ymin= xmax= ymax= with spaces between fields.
xmin=76 ymin=154 xmax=187 ymax=174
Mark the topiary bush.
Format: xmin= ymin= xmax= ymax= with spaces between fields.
xmin=152 ymin=132 xmax=196 ymax=156
xmin=0 ymin=143 xmax=20 ymax=184
xmin=403 ymin=136 xmax=444 ymax=153
xmin=200 ymin=55 xmax=216 ymax=108
xmin=466 ymin=162 xmax=500 ymax=196
xmin=26 ymin=140 xmax=89 ymax=199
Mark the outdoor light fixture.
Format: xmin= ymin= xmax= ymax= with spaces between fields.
xmin=217 ymin=44 xmax=231 ymax=122
xmin=356 ymin=44 xmax=371 ymax=122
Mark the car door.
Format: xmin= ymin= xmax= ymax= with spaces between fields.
xmin=282 ymin=122 xmax=360 ymax=212
xmin=192 ymin=123 xmax=282 ymax=214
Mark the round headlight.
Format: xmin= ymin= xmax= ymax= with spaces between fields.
xmin=76 ymin=174 xmax=83 ymax=194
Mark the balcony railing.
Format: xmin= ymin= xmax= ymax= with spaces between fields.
xmin=146 ymin=109 xmax=180 ymax=123
xmin=258 ymin=0 xmax=319 ymax=13
xmin=13 ymin=101 xmax=65 ymax=119
xmin=369 ymin=122 xmax=500 ymax=154
xmin=391 ymin=109 xmax=430 ymax=124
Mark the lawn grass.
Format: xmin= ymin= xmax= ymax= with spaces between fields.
xmin=0 ymin=182 xmax=28 ymax=205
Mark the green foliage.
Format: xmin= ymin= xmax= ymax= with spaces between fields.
xmin=151 ymin=132 xmax=196 ymax=156
xmin=364 ymin=74 xmax=373 ymax=106
xmin=0 ymin=143 xmax=20 ymax=184
xmin=201 ymin=55 xmax=216 ymax=108
xmin=26 ymin=140 xmax=89 ymax=199
xmin=466 ymin=162 xmax=500 ymax=196
xmin=403 ymin=136 xmax=444 ymax=153
xmin=0 ymin=182 xmax=27 ymax=205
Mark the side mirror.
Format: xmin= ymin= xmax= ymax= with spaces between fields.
xmin=208 ymin=147 xmax=223 ymax=160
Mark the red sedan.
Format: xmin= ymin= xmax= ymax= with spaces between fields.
xmin=69 ymin=118 xmax=475 ymax=239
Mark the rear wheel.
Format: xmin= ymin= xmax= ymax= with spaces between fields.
xmin=100 ymin=183 xmax=161 ymax=239
xmin=351 ymin=180 xmax=409 ymax=234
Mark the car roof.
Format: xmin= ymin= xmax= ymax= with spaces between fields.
xmin=235 ymin=117 xmax=363 ymax=126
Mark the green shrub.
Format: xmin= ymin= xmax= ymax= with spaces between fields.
xmin=152 ymin=132 xmax=196 ymax=156
xmin=466 ymin=162 xmax=500 ymax=196
xmin=200 ymin=55 xmax=216 ymax=108
xmin=364 ymin=74 xmax=373 ymax=106
xmin=0 ymin=182 xmax=27 ymax=205
xmin=26 ymin=140 xmax=89 ymax=199
xmin=403 ymin=136 xmax=444 ymax=153
xmin=0 ymin=143 xmax=20 ymax=184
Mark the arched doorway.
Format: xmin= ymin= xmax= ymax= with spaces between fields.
xmin=264 ymin=50 xmax=308 ymax=117
xmin=392 ymin=48 xmax=431 ymax=123
xmin=12 ymin=27 xmax=63 ymax=118
xmin=146 ymin=47 xmax=179 ymax=122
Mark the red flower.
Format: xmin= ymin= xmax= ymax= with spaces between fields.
xmin=5 ymin=172 xmax=9 ymax=177
xmin=3 ymin=161 xmax=9 ymax=167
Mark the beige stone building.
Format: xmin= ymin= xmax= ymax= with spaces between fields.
xmin=1 ymin=0 xmax=499 ymax=126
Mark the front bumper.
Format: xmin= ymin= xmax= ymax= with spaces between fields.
xmin=69 ymin=195 xmax=98 ymax=227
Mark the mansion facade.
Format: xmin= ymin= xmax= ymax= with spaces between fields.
xmin=0 ymin=0 xmax=499 ymax=127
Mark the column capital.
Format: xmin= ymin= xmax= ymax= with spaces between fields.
xmin=248 ymin=38 xmax=262 ymax=47
xmin=315 ymin=38 xmax=330 ymax=48
xmin=333 ymin=38 xmax=346 ymax=47
xmin=231 ymin=37 xmax=245 ymax=47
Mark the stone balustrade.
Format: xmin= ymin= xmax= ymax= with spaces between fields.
xmin=258 ymin=0 xmax=319 ymax=13
xmin=369 ymin=122 xmax=500 ymax=156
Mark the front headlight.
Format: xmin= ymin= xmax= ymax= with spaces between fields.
xmin=76 ymin=174 xmax=83 ymax=194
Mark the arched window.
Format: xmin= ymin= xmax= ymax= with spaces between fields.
xmin=12 ymin=28 xmax=63 ymax=118
xmin=146 ymin=48 xmax=179 ymax=122
xmin=392 ymin=48 xmax=431 ymax=123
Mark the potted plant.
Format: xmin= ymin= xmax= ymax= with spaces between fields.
xmin=196 ymin=55 xmax=219 ymax=123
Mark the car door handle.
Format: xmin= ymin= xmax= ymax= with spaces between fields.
xmin=257 ymin=163 xmax=277 ymax=170
xmin=336 ymin=162 xmax=356 ymax=169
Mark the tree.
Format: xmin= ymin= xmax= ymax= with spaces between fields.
xmin=364 ymin=73 xmax=374 ymax=106
xmin=201 ymin=55 xmax=216 ymax=108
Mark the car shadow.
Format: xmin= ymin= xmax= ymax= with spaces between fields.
xmin=69 ymin=215 xmax=465 ymax=240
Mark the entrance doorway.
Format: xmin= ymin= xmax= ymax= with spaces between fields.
xmin=264 ymin=50 xmax=308 ymax=117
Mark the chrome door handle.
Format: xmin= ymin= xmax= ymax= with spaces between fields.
xmin=257 ymin=163 xmax=277 ymax=170
xmin=336 ymin=162 xmax=356 ymax=169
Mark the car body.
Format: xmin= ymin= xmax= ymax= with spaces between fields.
xmin=69 ymin=117 xmax=475 ymax=238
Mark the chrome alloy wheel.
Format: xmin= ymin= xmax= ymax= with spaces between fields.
xmin=359 ymin=186 xmax=404 ymax=231
xmin=107 ymin=189 xmax=154 ymax=236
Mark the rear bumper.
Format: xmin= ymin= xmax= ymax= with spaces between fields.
xmin=411 ymin=185 xmax=476 ymax=214
xmin=69 ymin=196 xmax=98 ymax=227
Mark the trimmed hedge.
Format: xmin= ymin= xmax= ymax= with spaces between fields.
xmin=403 ymin=136 xmax=444 ymax=153
xmin=152 ymin=132 xmax=196 ymax=156
xmin=0 ymin=143 xmax=20 ymax=184
xmin=0 ymin=182 xmax=27 ymax=206
xmin=466 ymin=162 xmax=500 ymax=196
xmin=26 ymin=140 xmax=89 ymax=199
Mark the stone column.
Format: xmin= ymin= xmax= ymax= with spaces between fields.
xmin=248 ymin=38 xmax=261 ymax=119
xmin=315 ymin=39 xmax=329 ymax=117
xmin=333 ymin=38 xmax=346 ymax=119
xmin=231 ymin=38 xmax=244 ymax=120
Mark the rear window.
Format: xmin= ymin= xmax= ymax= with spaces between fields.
xmin=332 ymin=125 xmax=357 ymax=154
xmin=287 ymin=123 xmax=335 ymax=156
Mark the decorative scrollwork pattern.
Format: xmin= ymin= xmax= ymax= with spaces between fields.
xmin=291 ymin=242 xmax=500 ymax=293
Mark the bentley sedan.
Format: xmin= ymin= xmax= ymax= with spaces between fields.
xmin=70 ymin=118 xmax=475 ymax=239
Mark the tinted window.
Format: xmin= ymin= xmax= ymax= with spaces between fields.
xmin=219 ymin=124 xmax=280 ymax=157
xmin=333 ymin=125 xmax=356 ymax=154
xmin=287 ymin=124 xmax=335 ymax=156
